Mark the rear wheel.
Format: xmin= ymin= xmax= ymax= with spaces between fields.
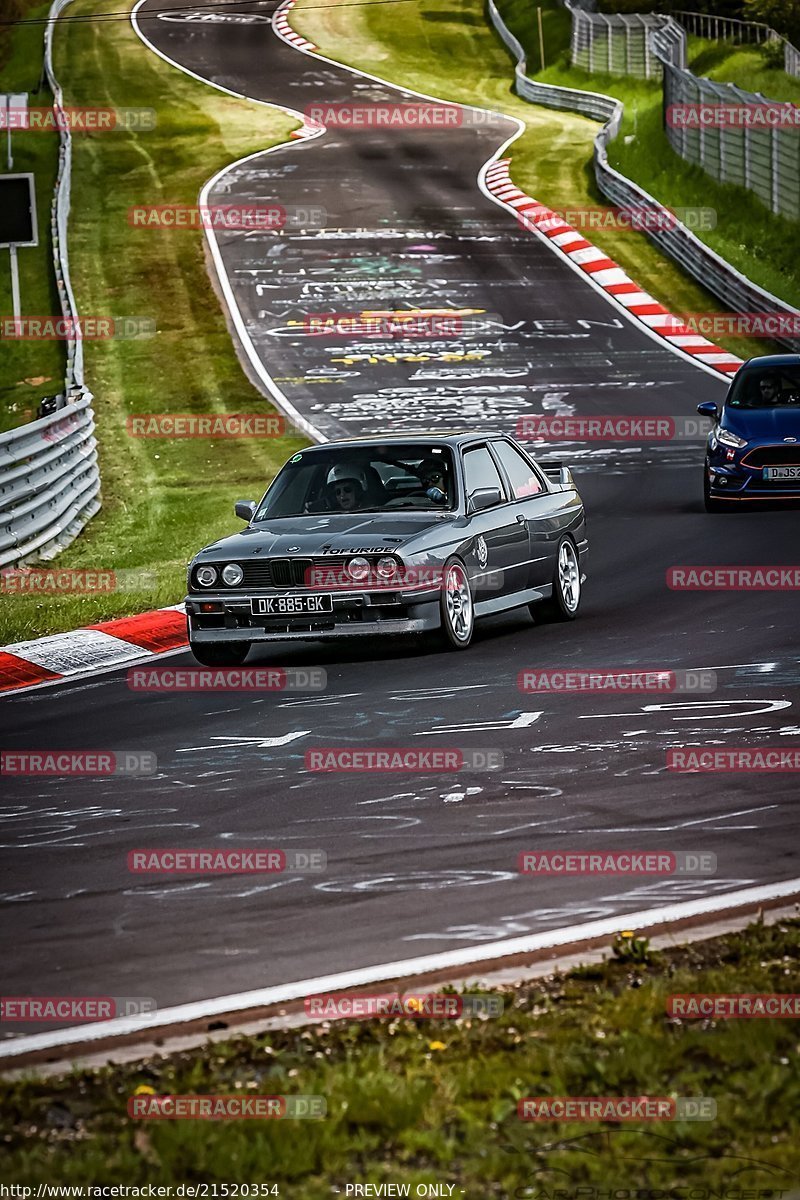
xmin=190 ymin=641 xmax=251 ymax=667
xmin=438 ymin=557 xmax=474 ymax=649
xmin=531 ymin=537 xmax=581 ymax=623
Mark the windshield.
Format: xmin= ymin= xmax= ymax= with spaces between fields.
xmin=726 ymin=365 xmax=800 ymax=411
xmin=254 ymin=444 xmax=458 ymax=519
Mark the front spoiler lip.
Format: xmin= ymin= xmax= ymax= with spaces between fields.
xmin=708 ymin=477 xmax=800 ymax=499
xmin=184 ymin=588 xmax=440 ymax=608
xmin=189 ymin=618 xmax=433 ymax=643
xmin=707 ymin=491 xmax=800 ymax=501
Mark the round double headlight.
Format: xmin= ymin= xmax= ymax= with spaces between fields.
xmin=376 ymin=556 xmax=397 ymax=579
xmin=222 ymin=562 xmax=244 ymax=587
xmin=196 ymin=564 xmax=218 ymax=588
xmin=347 ymin=556 xmax=371 ymax=582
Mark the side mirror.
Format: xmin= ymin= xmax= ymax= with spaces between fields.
xmin=234 ymin=499 xmax=256 ymax=522
xmin=469 ymin=486 xmax=502 ymax=513
xmin=697 ymin=402 xmax=719 ymax=422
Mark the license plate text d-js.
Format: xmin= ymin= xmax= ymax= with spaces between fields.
xmin=763 ymin=466 xmax=800 ymax=480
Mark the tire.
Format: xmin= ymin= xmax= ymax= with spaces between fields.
xmin=703 ymin=468 xmax=728 ymax=513
xmin=438 ymin=557 xmax=474 ymax=649
xmin=189 ymin=641 xmax=251 ymax=667
xmin=531 ymin=537 xmax=581 ymax=623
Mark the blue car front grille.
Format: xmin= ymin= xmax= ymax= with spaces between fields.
xmin=741 ymin=445 xmax=800 ymax=468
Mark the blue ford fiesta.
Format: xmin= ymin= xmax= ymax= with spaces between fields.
xmin=697 ymin=354 xmax=800 ymax=511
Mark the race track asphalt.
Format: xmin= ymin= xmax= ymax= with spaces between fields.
xmin=1 ymin=0 xmax=798 ymax=1036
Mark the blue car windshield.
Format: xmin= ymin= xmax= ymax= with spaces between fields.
xmin=254 ymin=445 xmax=458 ymax=519
xmin=727 ymin=366 xmax=800 ymax=410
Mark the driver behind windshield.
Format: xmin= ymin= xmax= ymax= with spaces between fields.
xmin=416 ymin=457 xmax=449 ymax=504
xmin=326 ymin=464 xmax=368 ymax=511
xmin=757 ymin=373 xmax=782 ymax=407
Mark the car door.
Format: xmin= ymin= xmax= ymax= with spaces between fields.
xmin=461 ymin=444 xmax=529 ymax=603
xmin=488 ymin=439 xmax=566 ymax=588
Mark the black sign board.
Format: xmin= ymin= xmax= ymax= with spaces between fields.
xmin=0 ymin=174 xmax=38 ymax=247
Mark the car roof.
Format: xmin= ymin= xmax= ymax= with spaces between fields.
xmin=294 ymin=432 xmax=510 ymax=451
xmin=738 ymin=354 xmax=800 ymax=369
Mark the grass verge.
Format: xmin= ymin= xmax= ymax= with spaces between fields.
xmin=2 ymin=917 xmax=799 ymax=1192
xmin=0 ymin=0 xmax=305 ymax=645
xmin=291 ymin=0 xmax=787 ymax=366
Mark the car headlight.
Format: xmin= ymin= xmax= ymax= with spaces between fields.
xmin=221 ymin=563 xmax=244 ymax=587
xmin=347 ymin=556 xmax=371 ymax=582
xmin=376 ymin=556 xmax=398 ymax=579
xmin=718 ymin=428 xmax=747 ymax=449
xmin=196 ymin=565 xmax=218 ymax=588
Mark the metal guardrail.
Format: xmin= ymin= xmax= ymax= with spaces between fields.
xmin=486 ymin=0 xmax=800 ymax=353
xmin=44 ymin=0 xmax=84 ymax=389
xmin=0 ymin=394 xmax=100 ymax=568
xmin=0 ymin=0 xmax=102 ymax=567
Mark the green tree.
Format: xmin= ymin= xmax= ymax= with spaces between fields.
xmin=742 ymin=0 xmax=800 ymax=41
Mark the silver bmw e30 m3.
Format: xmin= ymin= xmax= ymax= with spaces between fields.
xmin=185 ymin=432 xmax=588 ymax=665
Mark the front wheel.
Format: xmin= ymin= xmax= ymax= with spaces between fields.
xmin=531 ymin=537 xmax=581 ymax=623
xmin=438 ymin=557 xmax=474 ymax=649
xmin=190 ymin=640 xmax=251 ymax=667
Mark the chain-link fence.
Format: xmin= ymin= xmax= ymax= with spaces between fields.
xmin=562 ymin=1 xmax=800 ymax=221
xmin=661 ymin=65 xmax=800 ymax=221
xmin=486 ymin=0 xmax=800 ymax=352
xmin=673 ymin=10 xmax=800 ymax=77
xmin=567 ymin=3 xmax=686 ymax=77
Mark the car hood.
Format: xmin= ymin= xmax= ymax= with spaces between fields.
xmin=194 ymin=512 xmax=452 ymax=561
xmin=723 ymin=406 xmax=800 ymax=441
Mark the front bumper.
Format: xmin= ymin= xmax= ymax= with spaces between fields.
xmin=707 ymin=459 xmax=800 ymax=501
xmin=185 ymin=589 xmax=440 ymax=643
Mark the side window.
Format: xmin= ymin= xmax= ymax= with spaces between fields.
xmin=492 ymin=440 xmax=544 ymax=499
xmin=463 ymin=446 xmax=506 ymax=508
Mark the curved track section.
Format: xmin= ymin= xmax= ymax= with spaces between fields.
xmin=1 ymin=0 xmax=799 ymax=1037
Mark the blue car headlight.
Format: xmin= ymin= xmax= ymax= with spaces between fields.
xmin=718 ymin=428 xmax=748 ymax=450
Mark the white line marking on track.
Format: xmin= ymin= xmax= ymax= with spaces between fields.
xmin=2 ymin=877 xmax=799 ymax=1061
